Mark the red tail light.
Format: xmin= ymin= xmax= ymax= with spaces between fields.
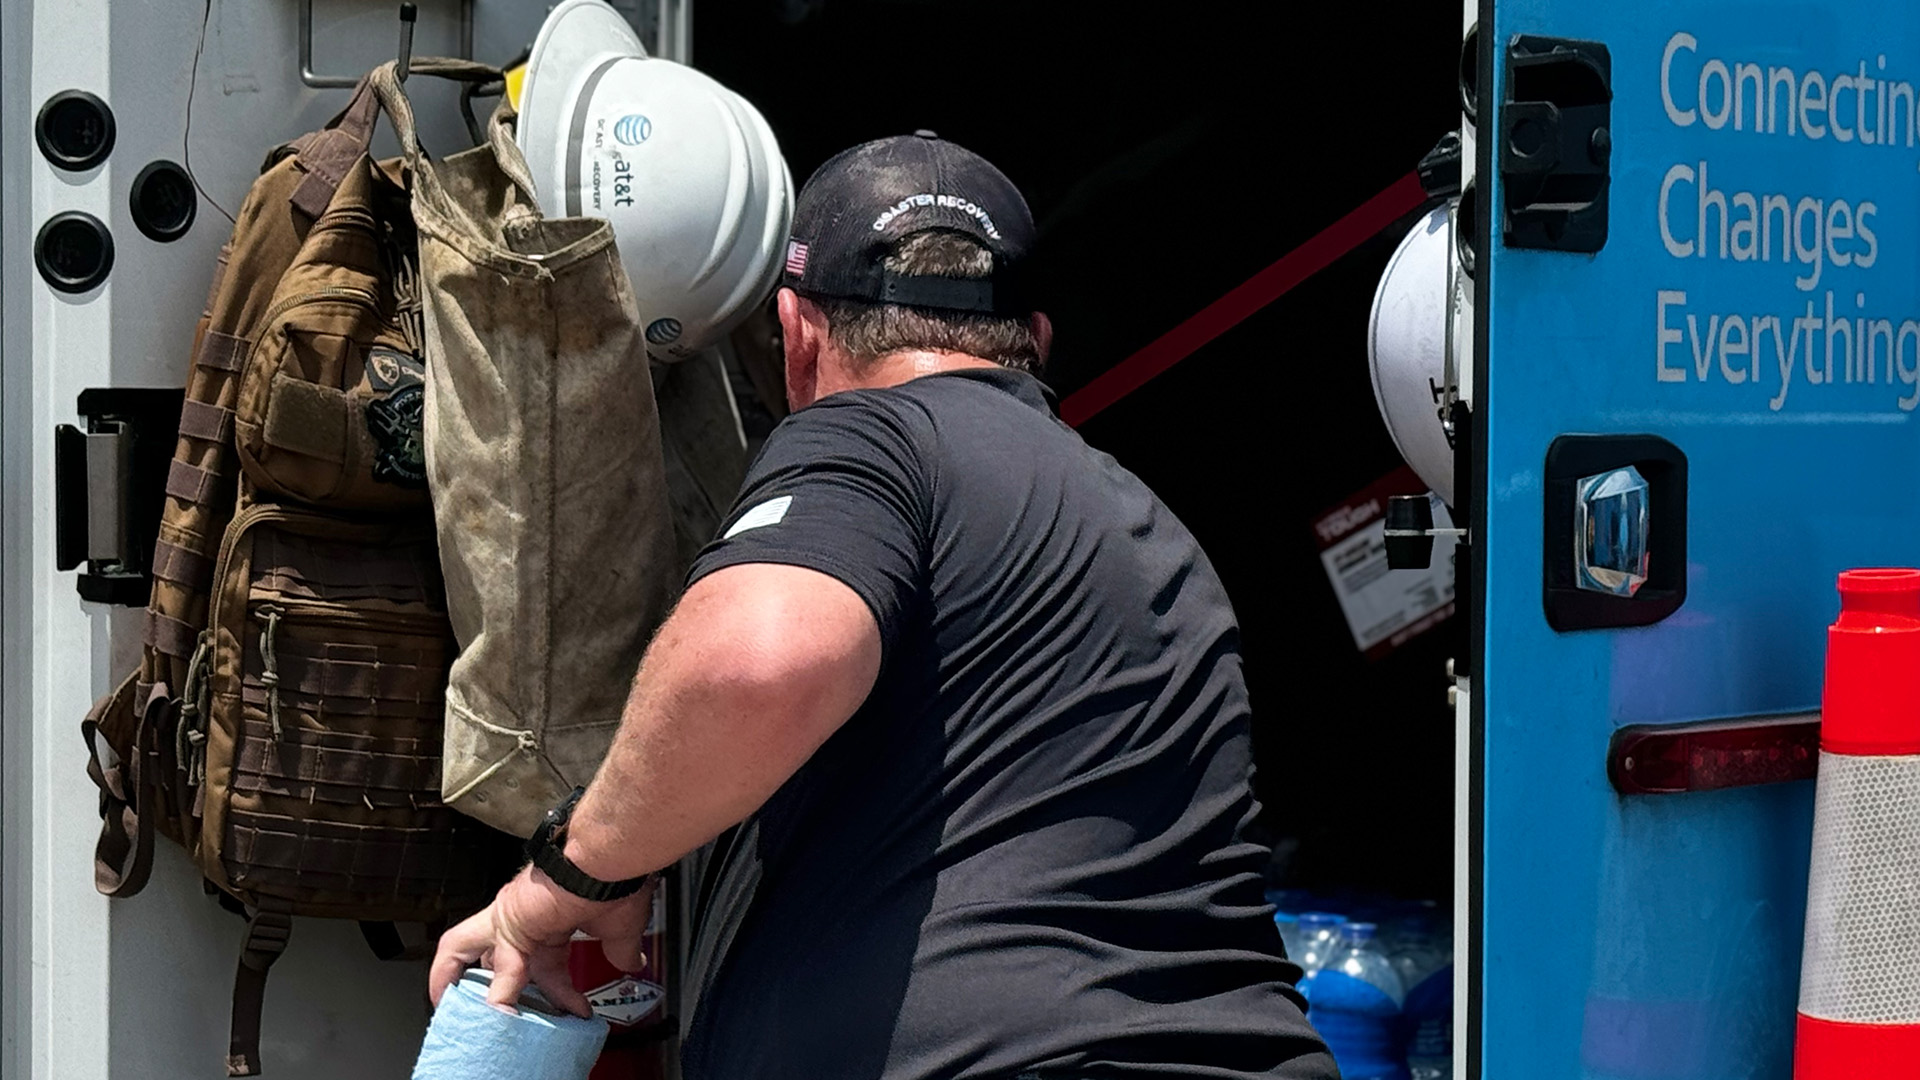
xmin=1608 ymin=714 xmax=1820 ymax=795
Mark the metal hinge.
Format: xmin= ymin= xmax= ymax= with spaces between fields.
xmin=55 ymin=388 xmax=184 ymax=606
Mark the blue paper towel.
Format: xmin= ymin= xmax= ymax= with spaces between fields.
xmin=413 ymin=970 xmax=609 ymax=1080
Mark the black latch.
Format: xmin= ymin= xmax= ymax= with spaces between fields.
xmin=55 ymin=388 xmax=183 ymax=606
xmin=1501 ymin=34 xmax=1611 ymax=253
xmin=1417 ymin=132 xmax=1463 ymax=201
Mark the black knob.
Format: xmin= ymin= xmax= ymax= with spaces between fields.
xmin=1384 ymin=495 xmax=1437 ymax=570
xmin=35 ymin=212 xmax=114 ymax=294
xmin=130 ymin=161 xmax=197 ymax=243
xmin=36 ymin=90 xmax=116 ymax=172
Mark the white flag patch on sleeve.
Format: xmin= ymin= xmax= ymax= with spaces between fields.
xmin=724 ymin=495 xmax=794 ymax=539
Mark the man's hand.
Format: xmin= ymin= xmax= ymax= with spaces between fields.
xmin=429 ymin=867 xmax=655 ymax=1017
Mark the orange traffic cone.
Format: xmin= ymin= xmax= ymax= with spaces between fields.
xmin=1793 ymin=569 xmax=1920 ymax=1078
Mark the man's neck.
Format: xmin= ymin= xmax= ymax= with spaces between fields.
xmin=821 ymin=349 xmax=1000 ymax=397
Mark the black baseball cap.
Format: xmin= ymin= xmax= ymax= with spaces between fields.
xmin=781 ymin=131 xmax=1036 ymax=315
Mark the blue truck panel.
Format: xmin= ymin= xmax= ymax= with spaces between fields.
xmin=1481 ymin=2 xmax=1920 ymax=1076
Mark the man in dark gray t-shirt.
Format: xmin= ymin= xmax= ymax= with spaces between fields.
xmin=431 ymin=133 xmax=1334 ymax=1080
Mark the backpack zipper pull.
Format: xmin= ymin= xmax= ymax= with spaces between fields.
xmin=257 ymin=605 xmax=285 ymax=741
xmin=383 ymin=220 xmax=426 ymax=356
xmin=177 ymin=631 xmax=213 ymax=787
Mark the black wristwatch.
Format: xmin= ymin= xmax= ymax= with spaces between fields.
xmin=524 ymin=787 xmax=651 ymax=902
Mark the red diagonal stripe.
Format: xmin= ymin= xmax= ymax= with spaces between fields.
xmin=1061 ymin=171 xmax=1428 ymax=428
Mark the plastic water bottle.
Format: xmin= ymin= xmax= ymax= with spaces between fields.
xmin=1301 ymin=921 xmax=1408 ymax=1080
xmin=1392 ymin=918 xmax=1453 ymax=1080
xmin=1267 ymin=889 xmax=1313 ymax=963
xmin=1293 ymin=912 xmax=1348 ymax=973
xmin=1274 ymin=910 xmax=1303 ymax=963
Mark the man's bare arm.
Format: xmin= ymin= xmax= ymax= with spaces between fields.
xmin=561 ymin=561 xmax=883 ymax=882
xmin=426 ymin=561 xmax=880 ymax=1013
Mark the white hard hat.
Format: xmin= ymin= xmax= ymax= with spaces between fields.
xmin=517 ymin=0 xmax=794 ymax=360
xmin=1367 ymin=204 xmax=1465 ymax=507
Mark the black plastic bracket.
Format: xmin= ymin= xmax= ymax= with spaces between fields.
xmin=1501 ymin=34 xmax=1611 ymax=252
xmin=54 ymin=388 xmax=184 ymax=606
xmin=1417 ymin=132 xmax=1463 ymax=201
xmin=1543 ymin=434 xmax=1687 ymax=632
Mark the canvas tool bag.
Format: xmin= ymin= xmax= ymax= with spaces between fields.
xmin=368 ymin=67 xmax=678 ymax=839
xmin=80 ymin=61 xmax=515 ymax=1077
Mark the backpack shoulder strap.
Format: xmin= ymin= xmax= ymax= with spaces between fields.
xmin=225 ymin=907 xmax=294 ymax=1077
xmin=82 ymin=675 xmax=163 ymax=899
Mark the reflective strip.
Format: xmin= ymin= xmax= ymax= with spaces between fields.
xmin=1799 ymin=752 xmax=1920 ymax=1023
xmin=176 ymin=398 xmax=234 ymax=443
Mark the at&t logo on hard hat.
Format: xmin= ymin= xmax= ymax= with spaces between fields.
xmin=646 ymin=318 xmax=683 ymax=345
xmin=615 ymin=114 xmax=652 ymax=146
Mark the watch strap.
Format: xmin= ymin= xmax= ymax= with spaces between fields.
xmin=531 ymin=842 xmax=649 ymax=902
xmin=525 ymin=789 xmax=651 ymax=902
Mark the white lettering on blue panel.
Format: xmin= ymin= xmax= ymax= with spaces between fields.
xmin=1649 ymin=31 xmax=1920 ymax=415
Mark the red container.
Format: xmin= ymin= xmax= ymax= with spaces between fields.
xmin=570 ymin=887 xmax=670 ymax=1080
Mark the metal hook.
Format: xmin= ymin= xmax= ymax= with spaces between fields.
xmin=299 ymin=0 xmax=473 ymax=88
xmin=396 ymin=3 xmax=418 ymax=84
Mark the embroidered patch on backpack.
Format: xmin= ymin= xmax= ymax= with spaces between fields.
xmin=365 ymin=348 xmax=428 ymax=488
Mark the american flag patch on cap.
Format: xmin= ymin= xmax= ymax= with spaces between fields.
xmin=785 ymin=240 xmax=810 ymax=277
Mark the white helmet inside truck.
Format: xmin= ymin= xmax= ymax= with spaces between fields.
xmin=1367 ymin=203 xmax=1467 ymax=508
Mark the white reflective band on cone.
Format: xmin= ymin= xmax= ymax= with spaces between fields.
xmin=1798 ymin=751 xmax=1920 ymax=1024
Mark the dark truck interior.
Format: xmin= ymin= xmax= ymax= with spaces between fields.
xmin=698 ymin=0 xmax=1465 ymax=904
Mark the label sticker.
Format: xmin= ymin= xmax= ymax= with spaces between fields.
xmin=1310 ymin=467 xmax=1457 ymax=659
xmin=725 ymin=495 xmax=793 ymax=539
xmin=587 ymin=976 xmax=665 ymax=1027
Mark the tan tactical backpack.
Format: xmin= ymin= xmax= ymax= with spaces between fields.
xmin=81 ymin=63 xmax=514 ymax=1077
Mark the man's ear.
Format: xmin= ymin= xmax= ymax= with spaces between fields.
xmin=1030 ymin=311 xmax=1054 ymax=366
xmin=778 ymin=288 xmax=825 ymax=410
